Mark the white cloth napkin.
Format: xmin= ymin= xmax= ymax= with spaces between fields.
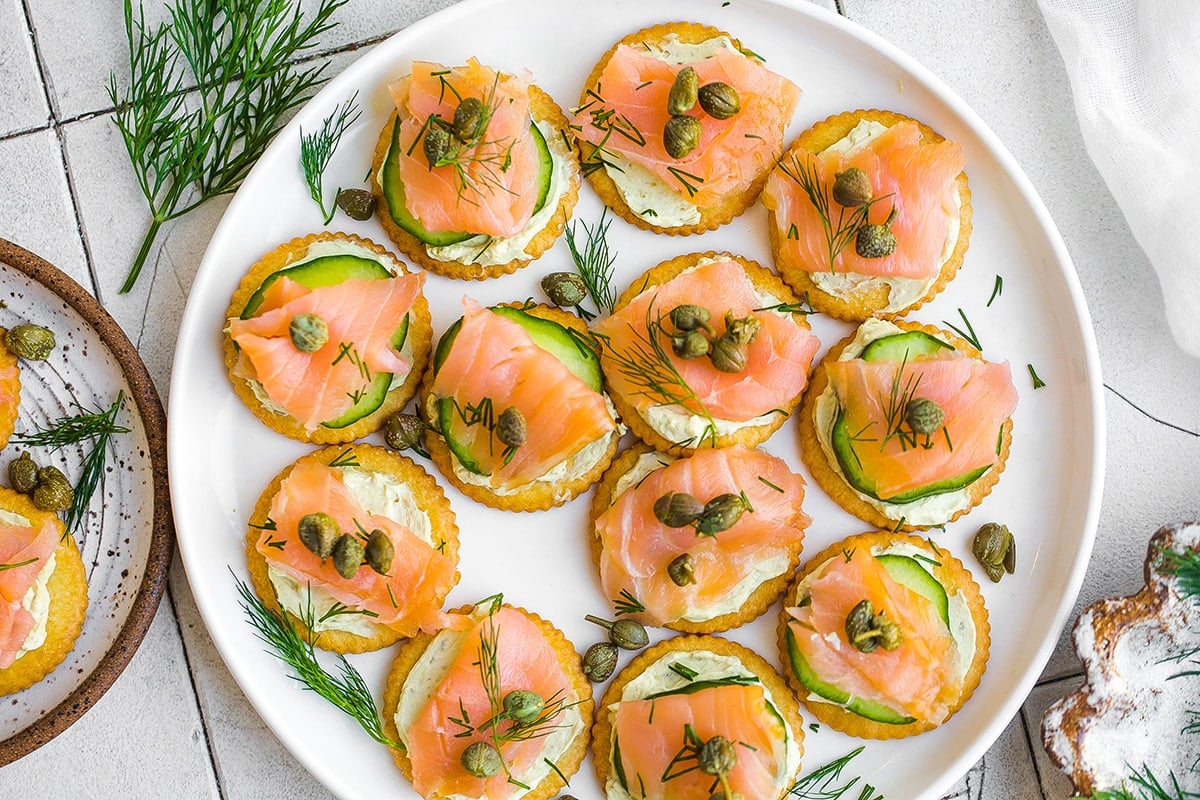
xmin=1037 ymin=0 xmax=1200 ymax=357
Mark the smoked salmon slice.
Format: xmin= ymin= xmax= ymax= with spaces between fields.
xmin=255 ymin=458 xmax=455 ymax=637
xmin=0 ymin=516 xmax=60 ymax=669
xmin=595 ymin=446 xmax=808 ymax=626
xmin=827 ymin=352 xmax=1017 ymax=499
xmin=786 ymin=547 xmax=956 ymax=723
xmin=594 ymin=259 xmax=819 ymax=421
xmin=572 ymin=44 xmax=800 ymax=208
xmin=389 ymin=60 xmax=539 ymax=237
xmin=230 ymin=273 xmax=423 ymax=432
xmin=429 ymin=299 xmax=617 ymax=490
xmin=762 ymin=121 xmax=965 ymax=280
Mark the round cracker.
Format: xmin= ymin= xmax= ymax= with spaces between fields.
xmin=380 ymin=603 xmax=593 ymax=799
xmin=604 ymin=251 xmax=814 ymax=456
xmin=777 ymin=530 xmax=991 ymax=739
xmin=766 ymin=109 xmax=973 ymax=320
xmin=592 ymin=634 xmax=805 ymax=799
xmin=372 ymin=83 xmax=581 ymax=280
xmin=244 ymin=444 xmax=459 ymax=654
xmin=575 ymin=22 xmax=787 ymax=236
xmin=587 ymin=444 xmax=806 ymax=633
xmin=0 ymin=490 xmax=88 ymax=696
xmin=419 ymin=303 xmax=620 ymax=512
xmin=0 ymin=331 xmax=20 ymax=450
xmin=797 ymin=319 xmax=1012 ymax=531
xmin=223 ymin=232 xmax=432 ymax=445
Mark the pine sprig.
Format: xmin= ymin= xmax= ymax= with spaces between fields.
xmin=1089 ymin=766 xmax=1200 ymax=800
xmin=1159 ymin=545 xmax=1200 ymax=602
xmin=234 ymin=575 xmax=402 ymax=749
xmin=564 ymin=208 xmax=617 ymax=317
xmin=300 ymin=93 xmax=361 ymax=224
xmin=110 ymin=0 xmax=345 ymax=293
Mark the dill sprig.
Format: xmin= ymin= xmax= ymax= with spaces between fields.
xmin=593 ymin=300 xmax=718 ymax=449
xmin=300 ymin=93 xmax=361 ymax=224
xmin=234 ymin=575 xmax=402 ymax=749
xmin=13 ymin=390 xmax=130 ymax=534
xmin=1089 ymin=766 xmax=1200 ymax=800
xmin=942 ymin=308 xmax=983 ymax=351
xmin=788 ymin=746 xmax=882 ymax=800
xmin=0 ymin=558 xmax=38 ymax=571
xmin=614 ymin=589 xmax=645 ymax=616
xmin=1028 ymin=363 xmax=1047 ymax=389
xmin=778 ymin=154 xmax=891 ymax=272
xmin=565 ymin=208 xmax=618 ymax=318
xmin=110 ymin=0 xmax=344 ymax=293
xmin=988 ymin=275 xmax=1003 ymax=307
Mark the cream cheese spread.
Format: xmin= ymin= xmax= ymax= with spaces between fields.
xmin=0 ymin=509 xmax=54 ymax=661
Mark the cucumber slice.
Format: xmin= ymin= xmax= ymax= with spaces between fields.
xmin=241 ymin=254 xmax=392 ymax=318
xmin=380 ymin=116 xmax=554 ymax=247
xmin=859 ymin=330 xmax=952 ymax=363
xmin=437 ymin=397 xmax=485 ymax=474
xmin=876 ymin=553 xmax=950 ymax=627
xmin=784 ymin=625 xmax=916 ymax=725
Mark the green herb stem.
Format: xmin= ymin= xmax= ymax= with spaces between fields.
xmin=300 ymin=93 xmax=361 ymax=223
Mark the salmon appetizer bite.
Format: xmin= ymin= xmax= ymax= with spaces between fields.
xmin=593 ymin=635 xmax=804 ymax=800
xmin=799 ymin=319 xmax=1017 ymax=530
xmin=382 ymin=598 xmax=592 ymax=800
xmin=571 ymin=22 xmax=801 ymax=235
xmin=373 ymin=59 xmax=581 ymax=279
xmin=244 ymin=444 xmax=459 ymax=654
xmin=0 ymin=486 xmax=87 ymax=696
xmin=224 ymin=232 xmax=432 ymax=444
xmin=0 ymin=330 xmax=20 ymax=450
xmin=762 ymin=109 xmax=972 ymax=320
xmin=589 ymin=444 xmax=809 ymax=633
xmin=779 ymin=531 xmax=990 ymax=738
xmin=421 ymin=299 xmax=621 ymax=512
xmin=593 ymin=252 xmax=820 ymax=455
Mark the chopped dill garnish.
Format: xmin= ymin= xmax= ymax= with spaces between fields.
xmin=788 ymin=746 xmax=882 ymax=800
xmin=666 ymin=165 xmax=704 ymax=197
xmin=565 ymin=208 xmax=617 ymax=316
xmin=328 ymin=448 xmax=359 ymax=468
xmin=1028 ymin=363 xmax=1047 ymax=389
xmin=754 ymin=293 xmax=816 ymax=316
xmin=0 ymin=557 xmax=37 ymax=572
xmin=299 ymin=93 xmax=360 ymax=223
xmin=758 ymin=476 xmax=785 ymax=493
xmin=942 ymin=308 xmax=983 ymax=351
xmin=669 ymin=662 xmax=698 ymax=681
xmin=614 ymin=589 xmax=645 ymax=616
xmin=987 ymin=274 xmax=1003 ymax=307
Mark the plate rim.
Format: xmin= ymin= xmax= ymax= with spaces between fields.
xmin=0 ymin=237 xmax=175 ymax=766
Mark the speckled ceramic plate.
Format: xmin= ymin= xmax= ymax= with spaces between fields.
xmin=0 ymin=239 xmax=172 ymax=765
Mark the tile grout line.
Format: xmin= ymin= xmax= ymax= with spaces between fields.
xmin=1018 ymin=707 xmax=1053 ymax=799
xmin=17 ymin=0 xmax=103 ymax=301
xmin=164 ymin=581 xmax=228 ymax=800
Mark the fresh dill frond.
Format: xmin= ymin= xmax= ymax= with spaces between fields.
xmin=0 ymin=558 xmax=38 ymax=571
xmin=614 ymin=589 xmax=645 ymax=616
xmin=787 ymin=746 xmax=882 ymax=800
xmin=988 ymin=275 xmax=1003 ymax=307
xmin=942 ymin=308 xmax=983 ymax=351
xmin=110 ymin=0 xmax=345 ymax=293
xmin=565 ymin=208 xmax=618 ymax=316
xmin=234 ymin=575 xmax=402 ymax=749
xmin=300 ymin=93 xmax=361 ymax=224
xmin=1028 ymin=363 xmax=1047 ymax=389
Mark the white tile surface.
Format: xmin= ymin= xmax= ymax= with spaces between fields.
xmin=0 ymin=0 xmax=49 ymax=136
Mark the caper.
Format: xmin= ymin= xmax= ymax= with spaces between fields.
xmin=336 ymin=188 xmax=376 ymax=221
xmin=38 ymin=465 xmax=68 ymax=485
xmin=32 ymin=479 xmax=73 ymax=512
xmin=973 ymin=522 xmax=1015 ymax=583
xmin=502 ymin=689 xmax=545 ymax=724
xmin=582 ymin=641 xmax=618 ymax=682
xmin=667 ymin=66 xmax=699 ymax=115
xmin=364 ymin=529 xmax=394 ymax=575
xmin=585 ymin=614 xmax=648 ymax=650
xmin=289 ymin=313 xmax=328 ymax=353
xmin=832 ymin=167 xmax=873 ymax=207
xmin=541 ymin=272 xmax=588 ymax=308
xmin=698 ymin=735 xmax=737 ymax=775
xmin=872 ymin=610 xmax=903 ymax=651
xmin=663 ymin=114 xmax=701 ymax=159
xmin=5 ymin=324 xmax=55 ymax=361
xmin=383 ymin=413 xmax=424 ymax=452
xmin=423 ymin=123 xmax=451 ymax=167
xmin=460 ymin=741 xmax=502 ymax=778
xmin=666 ymin=553 xmax=696 ymax=586
xmin=495 ymin=406 xmax=527 ymax=448
xmin=722 ymin=312 xmax=760 ymax=347
xmin=845 ymin=599 xmax=879 ymax=653
xmin=855 ymin=207 xmax=898 ymax=259
xmin=695 ymin=493 xmax=747 ymax=536
xmin=331 ymin=533 xmax=364 ymax=579
xmin=9 ymin=452 xmax=39 ymax=494
xmin=669 ymin=304 xmax=711 ymax=333
xmin=904 ymin=397 xmax=945 ymax=435
xmin=697 ymin=82 xmax=740 ymax=120
xmin=452 ymin=97 xmax=484 ymax=141
xmin=653 ymin=492 xmax=704 ymax=528
xmin=671 ymin=330 xmax=710 ymax=360
xmin=708 ymin=337 xmax=747 ymax=373
xmin=297 ymin=512 xmax=339 ymax=559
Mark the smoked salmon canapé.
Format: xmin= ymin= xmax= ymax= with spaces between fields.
xmin=244 ymin=444 xmax=459 ymax=654
xmin=381 ymin=598 xmax=592 ymax=800
xmin=224 ymin=232 xmax=432 ymax=444
xmin=761 ymin=109 xmax=973 ymax=320
xmin=778 ymin=531 xmax=990 ymax=739
xmin=373 ymin=59 xmax=581 ymax=280
xmin=592 ymin=253 xmax=820 ymax=456
xmin=420 ymin=299 xmax=621 ymax=512
xmin=571 ymin=23 xmax=800 ymax=236
xmin=593 ymin=635 xmax=804 ymax=800
xmin=589 ymin=444 xmax=810 ymax=633
xmin=798 ymin=318 xmax=1017 ymax=531
xmin=0 ymin=486 xmax=88 ymax=696
xmin=0 ymin=331 xmax=20 ymax=450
